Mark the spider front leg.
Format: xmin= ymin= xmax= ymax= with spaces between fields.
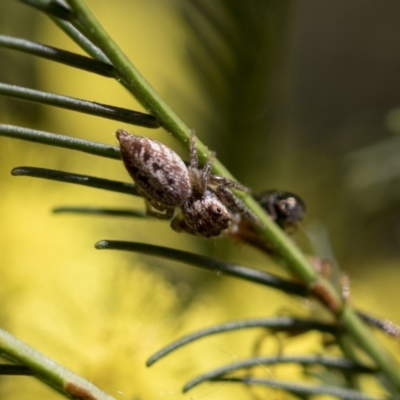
xmin=215 ymin=186 xmax=259 ymax=225
xmin=189 ymin=129 xmax=199 ymax=171
xmin=188 ymin=129 xmax=216 ymax=194
xmin=209 ymin=175 xmax=251 ymax=193
xmin=198 ymin=151 xmax=215 ymax=193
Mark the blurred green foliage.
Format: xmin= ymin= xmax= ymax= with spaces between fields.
xmin=1 ymin=1 xmax=400 ymax=399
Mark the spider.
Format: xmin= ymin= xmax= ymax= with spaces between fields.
xmin=116 ymin=129 xmax=258 ymax=238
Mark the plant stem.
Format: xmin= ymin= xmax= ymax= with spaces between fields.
xmin=0 ymin=327 xmax=115 ymax=400
xmin=342 ymin=308 xmax=400 ymax=389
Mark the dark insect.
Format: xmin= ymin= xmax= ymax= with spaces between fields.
xmin=228 ymin=190 xmax=306 ymax=254
xmin=255 ymin=190 xmax=306 ymax=230
xmin=117 ymin=129 xmax=258 ymax=238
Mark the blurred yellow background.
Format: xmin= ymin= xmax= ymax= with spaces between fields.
xmin=1 ymin=1 xmax=400 ymax=399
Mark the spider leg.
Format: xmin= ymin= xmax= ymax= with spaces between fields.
xmin=188 ymin=129 xmax=216 ymax=194
xmin=199 ymin=151 xmax=215 ymax=193
xmin=145 ymin=199 xmax=174 ymax=220
xmin=189 ymin=129 xmax=198 ymax=170
xmin=170 ymin=211 xmax=195 ymax=234
xmin=216 ymin=186 xmax=259 ymax=225
xmin=209 ymin=175 xmax=251 ymax=193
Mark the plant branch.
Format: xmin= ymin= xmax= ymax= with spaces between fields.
xmin=0 ymin=327 xmax=115 ymax=399
xmin=341 ymin=308 xmax=400 ymax=392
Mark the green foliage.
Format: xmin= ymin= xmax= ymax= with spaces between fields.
xmin=0 ymin=1 xmax=399 ymax=399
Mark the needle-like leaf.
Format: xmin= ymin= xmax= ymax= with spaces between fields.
xmin=0 ymin=124 xmax=120 ymax=159
xmin=12 ymin=167 xmax=139 ymax=196
xmin=53 ymin=206 xmax=146 ymax=218
xmin=0 ymin=35 xmax=115 ymax=77
xmin=182 ymin=355 xmax=376 ymax=393
xmin=211 ymin=377 xmax=387 ymax=400
xmin=146 ymin=316 xmax=339 ymax=367
xmin=0 ymin=83 xmax=159 ymax=128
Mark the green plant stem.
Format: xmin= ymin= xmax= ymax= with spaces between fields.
xmin=342 ymin=308 xmax=400 ymax=390
xmin=0 ymin=327 xmax=115 ymax=400
xmin=60 ymin=0 xmax=400 ymax=390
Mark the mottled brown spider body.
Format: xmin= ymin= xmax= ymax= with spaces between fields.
xmin=117 ymin=130 xmax=190 ymax=212
xmin=181 ymin=190 xmax=232 ymax=237
xmin=117 ymin=129 xmax=256 ymax=238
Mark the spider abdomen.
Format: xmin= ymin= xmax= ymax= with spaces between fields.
xmin=117 ymin=129 xmax=191 ymax=207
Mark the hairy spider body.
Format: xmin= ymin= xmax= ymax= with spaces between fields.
xmin=117 ymin=129 xmax=256 ymax=237
xmin=117 ymin=131 xmax=190 ymax=210
xmin=181 ymin=190 xmax=232 ymax=237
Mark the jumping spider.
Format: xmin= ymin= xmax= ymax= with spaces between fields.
xmin=116 ymin=129 xmax=258 ymax=238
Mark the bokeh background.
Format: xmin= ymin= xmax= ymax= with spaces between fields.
xmin=1 ymin=1 xmax=400 ymax=399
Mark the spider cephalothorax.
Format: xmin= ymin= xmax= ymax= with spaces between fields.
xmin=117 ymin=129 xmax=257 ymax=238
